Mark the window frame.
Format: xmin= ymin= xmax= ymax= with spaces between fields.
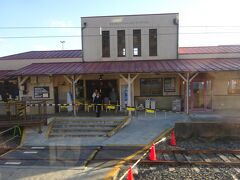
xmin=228 ymin=79 xmax=240 ymax=94
xmin=149 ymin=29 xmax=157 ymax=56
xmin=140 ymin=78 xmax=163 ymax=96
xmin=164 ymin=77 xmax=176 ymax=92
xmin=117 ymin=30 xmax=126 ymax=57
xmin=102 ymin=30 xmax=110 ymax=57
xmin=133 ymin=29 xmax=141 ymax=57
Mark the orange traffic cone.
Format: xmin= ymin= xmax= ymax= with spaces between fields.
xmin=127 ymin=166 xmax=134 ymax=180
xmin=149 ymin=143 xmax=157 ymax=161
xmin=169 ymin=130 xmax=176 ymax=146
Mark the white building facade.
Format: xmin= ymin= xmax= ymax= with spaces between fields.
xmin=81 ymin=13 xmax=179 ymax=62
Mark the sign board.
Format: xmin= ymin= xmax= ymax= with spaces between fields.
xmin=34 ymin=87 xmax=50 ymax=98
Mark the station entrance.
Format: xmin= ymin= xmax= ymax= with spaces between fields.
xmin=86 ymin=80 xmax=119 ymax=104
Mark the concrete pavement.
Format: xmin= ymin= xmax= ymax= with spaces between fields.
xmin=21 ymin=111 xmax=189 ymax=147
xmin=0 ymin=111 xmax=190 ymax=180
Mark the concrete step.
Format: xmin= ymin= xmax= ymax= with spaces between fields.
xmin=53 ymin=124 xmax=117 ymax=128
xmin=54 ymin=117 xmax=125 ymax=121
xmin=48 ymin=116 xmax=126 ymax=137
xmin=50 ymin=131 xmax=107 ymax=137
xmin=55 ymin=119 xmax=123 ymax=123
xmin=53 ymin=121 xmax=120 ymax=126
xmin=51 ymin=126 xmax=113 ymax=132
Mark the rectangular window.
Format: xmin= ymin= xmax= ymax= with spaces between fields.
xmin=133 ymin=29 xmax=141 ymax=56
xmin=228 ymin=79 xmax=240 ymax=94
xmin=140 ymin=78 xmax=162 ymax=96
xmin=102 ymin=31 xmax=110 ymax=57
xmin=117 ymin=30 xmax=126 ymax=57
xmin=149 ymin=29 xmax=157 ymax=56
xmin=164 ymin=77 xmax=176 ymax=92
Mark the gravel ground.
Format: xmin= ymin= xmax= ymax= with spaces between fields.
xmin=135 ymin=165 xmax=240 ymax=180
xmin=118 ymin=138 xmax=240 ymax=180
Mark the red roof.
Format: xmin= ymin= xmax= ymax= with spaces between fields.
xmin=9 ymin=59 xmax=240 ymax=76
xmin=0 ymin=50 xmax=82 ymax=60
xmin=0 ymin=70 xmax=14 ymax=80
xmin=1 ymin=45 xmax=239 ymax=61
xmin=179 ymin=45 xmax=240 ymax=54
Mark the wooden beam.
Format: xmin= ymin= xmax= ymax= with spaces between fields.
xmin=130 ymin=74 xmax=139 ymax=84
xmin=127 ymin=74 xmax=131 ymax=107
xmin=63 ymin=75 xmax=72 ymax=84
xmin=119 ymin=74 xmax=128 ymax=83
xmin=178 ymin=73 xmax=187 ymax=82
xmin=19 ymin=76 xmax=29 ymax=85
xmin=186 ymin=72 xmax=190 ymax=115
xmin=190 ymin=72 xmax=199 ymax=82
xmin=72 ymin=77 xmax=76 ymax=116
xmin=74 ymin=75 xmax=82 ymax=84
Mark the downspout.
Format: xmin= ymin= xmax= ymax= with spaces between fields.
xmin=174 ymin=14 xmax=179 ymax=59
xmin=81 ymin=22 xmax=87 ymax=62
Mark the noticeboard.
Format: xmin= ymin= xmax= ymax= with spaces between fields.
xmin=34 ymin=86 xmax=50 ymax=98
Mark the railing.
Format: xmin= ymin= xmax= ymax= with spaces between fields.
xmin=0 ymin=100 xmax=47 ymax=121
xmin=0 ymin=125 xmax=21 ymax=154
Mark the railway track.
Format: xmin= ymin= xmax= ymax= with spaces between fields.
xmin=140 ymin=149 xmax=240 ymax=167
xmin=117 ymin=148 xmax=240 ymax=180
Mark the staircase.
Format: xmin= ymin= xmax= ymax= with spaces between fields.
xmin=48 ymin=116 xmax=128 ymax=137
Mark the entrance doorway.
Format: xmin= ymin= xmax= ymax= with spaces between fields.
xmin=191 ymin=80 xmax=212 ymax=110
xmin=86 ymin=80 xmax=118 ymax=104
xmin=54 ymin=87 xmax=59 ymax=113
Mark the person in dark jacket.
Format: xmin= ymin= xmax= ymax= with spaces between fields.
xmin=94 ymin=92 xmax=102 ymax=117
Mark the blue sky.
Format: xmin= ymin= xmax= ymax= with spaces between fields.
xmin=1 ymin=0 xmax=240 ymax=56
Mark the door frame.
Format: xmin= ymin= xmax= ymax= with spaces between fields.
xmin=190 ymin=80 xmax=212 ymax=111
xmin=54 ymin=87 xmax=59 ymax=113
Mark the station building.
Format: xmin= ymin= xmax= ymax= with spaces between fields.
xmin=0 ymin=13 xmax=240 ymax=115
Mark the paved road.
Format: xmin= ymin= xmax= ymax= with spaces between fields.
xmin=0 ymin=145 xmax=143 ymax=180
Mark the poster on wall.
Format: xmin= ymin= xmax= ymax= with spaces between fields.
xmin=164 ymin=78 xmax=176 ymax=92
xmin=34 ymin=86 xmax=50 ymax=98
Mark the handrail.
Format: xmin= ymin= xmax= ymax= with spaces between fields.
xmin=0 ymin=125 xmax=18 ymax=136
xmin=0 ymin=125 xmax=21 ymax=151
xmin=0 ymin=135 xmax=19 ymax=146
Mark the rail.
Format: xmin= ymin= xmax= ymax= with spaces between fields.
xmin=0 ymin=125 xmax=21 ymax=154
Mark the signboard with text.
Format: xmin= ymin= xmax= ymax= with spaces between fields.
xmin=34 ymin=86 xmax=50 ymax=98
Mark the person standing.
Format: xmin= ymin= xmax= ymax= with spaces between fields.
xmin=92 ymin=89 xmax=98 ymax=103
xmin=94 ymin=92 xmax=102 ymax=117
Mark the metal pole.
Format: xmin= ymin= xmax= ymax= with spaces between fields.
xmin=127 ymin=74 xmax=131 ymax=107
xmin=127 ymin=74 xmax=132 ymax=117
xmin=186 ymin=73 xmax=190 ymax=114
xmin=72 ymin=76 xmax=76 ymax=116
xmin=18 ymin=76 xmax=22 ymax=101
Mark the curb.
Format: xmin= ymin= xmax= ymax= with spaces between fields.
xmin=83 ymin=146 xmax=101 ymax=167
xmin=107 ymin=116 xmax=129 ymax=137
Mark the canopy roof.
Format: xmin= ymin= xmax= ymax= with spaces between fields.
xmin=0 ymin=70 xmax=14 ymax=80
xmin=10 ymin=58 xmax=240 ymax=76
xmin=0 ymin=50 xmax=82 ymax=60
